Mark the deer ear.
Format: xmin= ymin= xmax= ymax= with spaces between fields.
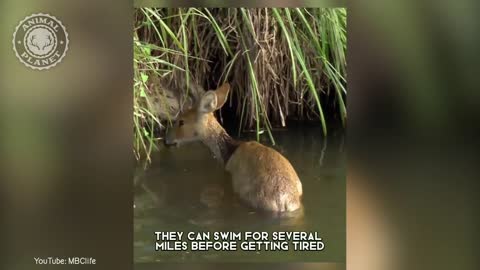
xmin=198 ymin=91 xmax=217 ymax=114
xmin=214 ymin=83 xmax=230 ymax=110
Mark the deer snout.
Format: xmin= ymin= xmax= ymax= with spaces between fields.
xmin=164 ymin=128 xmax=177 ymax=146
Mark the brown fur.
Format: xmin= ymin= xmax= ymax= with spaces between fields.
xmin=226 ymin=142 xmax=302 ymax=212
xmin=165 ymin=83 xmax=303 ymax=212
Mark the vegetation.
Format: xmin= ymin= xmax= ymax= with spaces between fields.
xmin=134 ymin=8 xmax=347 ymax=161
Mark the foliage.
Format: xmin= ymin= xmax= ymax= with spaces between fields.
xmin=133 ymin=8 xmax=347 ymax=161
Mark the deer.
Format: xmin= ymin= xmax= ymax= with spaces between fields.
xmin=164 ymin=82 xmax=303 ymax=212
xmin=28 ymin=34 xmax=53 ymax=51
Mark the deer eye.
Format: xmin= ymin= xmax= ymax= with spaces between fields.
xmin=178 ymin=120 xmax=185 ymax=126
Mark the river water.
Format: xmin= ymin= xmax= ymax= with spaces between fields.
xmin=134 ymin=125 xmax=345 ymax=263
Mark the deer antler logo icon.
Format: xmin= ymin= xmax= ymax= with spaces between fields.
xmin=27 ymin=29 xmax=56 ymax=55
xmin=12 ymin=13 xmax=69 ymax=70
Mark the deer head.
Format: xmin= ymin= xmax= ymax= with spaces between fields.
xmin=164 ymin=83 xmax=230 ymax=146
xmin=28 ymin=32 xmax=54 ymax=52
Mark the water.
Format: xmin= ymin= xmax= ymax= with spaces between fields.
xmin=134 ymin=125 xmax=345 ymax=263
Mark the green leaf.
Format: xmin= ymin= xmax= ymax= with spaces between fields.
xmin=141 ymin=73 xmax=149 ymax=83
xmin=139 ymin=85 xmax=147 ymax=97
xmin=142 ymin=46 xmax=151 ymax=56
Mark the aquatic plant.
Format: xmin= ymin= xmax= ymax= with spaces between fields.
xmin=134 ymin=8 xmax=347 ymax=161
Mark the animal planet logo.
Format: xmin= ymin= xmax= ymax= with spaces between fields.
xmin=12 ymin=13 xmax=69 ymax=70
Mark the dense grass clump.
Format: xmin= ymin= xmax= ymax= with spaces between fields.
xmin=134 ymin=8 xmax=347 ymax=161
